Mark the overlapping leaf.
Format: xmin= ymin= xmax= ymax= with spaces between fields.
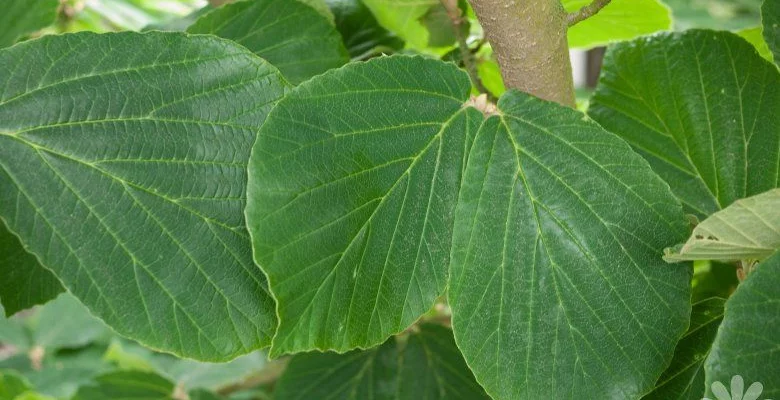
xmin=643 ymin=298 xmax=725 ymax=400
xmin=0 ymin=31 xmax=287 ymax=361
xmin=0 ymin=0 xmax=59 ymax=48
xmin=665 ymin=189 xmax=780 ymax=262
xmin=0 ymin=226 xmax=62 ymax=316
xmin=448 ymin=91 xmax=691 ymax=399
xmin=71 ymin=371 xmax=175 ymax=400
xmin=564 ymin=0 xmax=672 ymax=49
xmin=275 ymin=324 xmax=489 ymax=399
xmin=187 ymin=0 xmax=349 ymax=84
xmin=704 ymin=252 xmax=780 ymax=399
xmin=246 ymin=56 xmax=481 ymax=356
xmin=589 ymin=30 xmax=780 ymax=218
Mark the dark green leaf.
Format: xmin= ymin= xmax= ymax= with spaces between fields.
xmin=589 ymin=30 xmax=780 ymax=218
xmin=704 ymin=252 xmax=780 ymax=399
xmin=0 ymin=224 xmax=63 ymax=316
xmin=246 ymin=56 xmax=480 ymax=356
xmin=326 ymin=0 xmax=404 ymax=58
xmin=275 ymin=324 xmax=489 ymax=399
xmin=764 ymin=0 xmax=779 ymax=65
xmin=643 ymin=298 xmax=726 ymax=400
xmin=71 ymin=371 xmax=175 ymax=400
xmin=0 ymin=0 xmax=59 ymax=48
xmin=188 ymin=0 xmax=349 ymax=84
xmin=448 ymin=90 xmax=692 ymax=399
xmin=0 ymin=31 xmax=287 ymax=361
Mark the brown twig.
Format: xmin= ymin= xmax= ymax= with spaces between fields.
xmin=567 ymin=0 xmax=612 ymax=27
xmin=440 ymin=0 xmax=489 ymax=97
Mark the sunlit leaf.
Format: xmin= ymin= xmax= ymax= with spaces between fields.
xmin=564 ymin=0 xmax=672 ymax=49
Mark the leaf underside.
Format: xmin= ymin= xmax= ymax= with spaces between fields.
xmin=665 ymin=188 xmax=780 ymax=262
xmin=589 ymin=30 xmax=780 ymax=218
xmin=0 ymin=31 xmax=288 ymax=361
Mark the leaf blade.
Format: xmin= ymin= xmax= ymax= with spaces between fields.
xmin=0 ymin=31 xmax=288 ymax=361
xmin=449 ymin=90 xmax=692 ymax=399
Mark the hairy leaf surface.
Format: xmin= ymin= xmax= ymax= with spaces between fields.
xmin=188 ymin=0 xmax=348 ymax=84
xmin=665 ymin=189 xmax=780 ymax=262
xmin=643 ymin=298 xmax=725 ymax=400
xmin=246 ymin=56 xmax=481 ymax=356
xmin=589 ymin=31 xmax=780 ymax=217
xmin=564 ymin=0 xmax=672 ymax=49
xmin=704 ymin=252 xmax=780 ymax=399
xmin=275 ymin=324 xmax=489 ymax=400
xmin=0 ymin=31 xmax=288 ymax=361
xmin=449 ymin=91 xmax=691 ymax=399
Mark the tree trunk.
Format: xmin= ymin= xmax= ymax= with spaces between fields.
xmin=468 ymin=0 xmax=576 ymax=107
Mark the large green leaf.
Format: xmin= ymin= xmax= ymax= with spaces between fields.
xmin=326 ymin=0 xmax=404 ymax=58
xmin=0 ymin=225 xmax=62 ymax=316
xmin=737 ymin=26 xmax=774 ymax=63
xmin=564 ymin=0 xmax=672 ymax=49
xmin=643 ymin=298 xmax=726 ymax=400
xmin=274 ymin=324 xmax=489 ymax=399
xmin=704 ymin=252 xmax=780 ymax=399
xmin=665 ymin=189 xmax=780 ymax=262
xmin=0 ymin=31 xmax=288 ymax=361
xmin=361 ymin=0 xmax=439 ymax=49
xmin=187 ymin=0 xmax=349 ymax=84
xmin=764 ymin=0 xmax=779 ymax=65
xmin=448 ymin=90 xmax=691 ymax=399
xmin=246 ymin=56 xmax=481 ymax=356
xmin=589 ymin=30 xmax=780 ymax=218
xmin=0 ymin=0 xmax=58 ymax=49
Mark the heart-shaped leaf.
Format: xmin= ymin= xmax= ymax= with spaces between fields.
xmin=246 ymin=56 xmax=481 ymax=356
xmin=448 ymin=91 xmax=691 ymax=399
xmin=0 ymin=31 xmax=288 ymax=361
xmin=588 ymin=30 xmax=780 ymax=218
xmin=187 ymin=0 xmax=349 ymax=84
